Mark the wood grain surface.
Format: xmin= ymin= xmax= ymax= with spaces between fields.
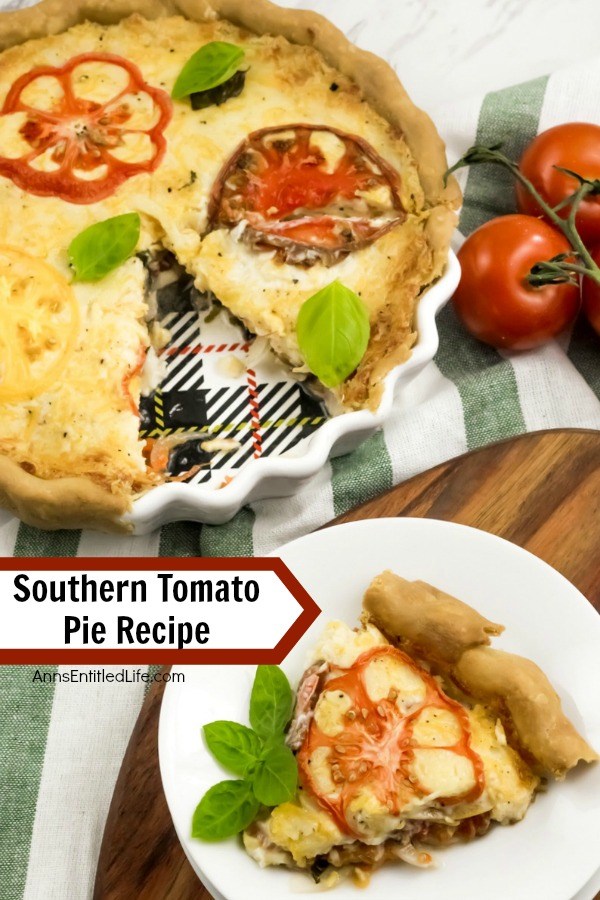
xmin=93 ymin=429 xmax=600 ymax=900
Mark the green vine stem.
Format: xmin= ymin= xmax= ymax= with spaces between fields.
xmin=445 ymin=145 xmax=600 ymax=288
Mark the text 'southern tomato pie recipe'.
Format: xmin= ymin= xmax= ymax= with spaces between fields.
xmin=0 ymin=1 xmax=460 ymax=531
xmin=243 ymin=573 xmax=598 ymax=887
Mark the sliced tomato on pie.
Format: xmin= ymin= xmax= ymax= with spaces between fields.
xmin=0 ymin=53 xmax=172 ymax=203
xmin=208 ymin=124 xmax=405 ymax=264
xmin=297 ymin=646 xmax=485 ymax=836
xmin=0 ymin=246 xmax=80 ymax=402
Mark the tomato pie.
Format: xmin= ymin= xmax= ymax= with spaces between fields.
xmin=0 ymin=1 xmax=459 ymax=531
xmin=243 ymin=572 xmax=597 ymax=887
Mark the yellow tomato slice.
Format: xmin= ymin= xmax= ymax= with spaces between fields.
xmin=0 ymin=246 xmax=80 ymax=402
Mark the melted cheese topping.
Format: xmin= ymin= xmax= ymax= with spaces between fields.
xmin=456 ymin=706 xmax=539 ymax=823
xmin=309 ymin=620 xmax=387 ymax=669
xmin=308 ymin=130 xmax=347 ymax=174
xmin=0 ymin=14 xmax=438 ymax=493
xmin=0 ymin=255 xmax=153 ymax=494
xmin=0 ymin=16 xmax=422 ymax=261
xmin=313 ymin=690 xmax=353 ymax=737
xmin=362 ymin=651 xmax=427 ymax=713
xmin=247 ymin=622 xmax=539 ymax=867
xmin=409 ymin=748 xmax=476 ymax=798
xmin=269 ymin=797 xmax=345 ymax=866
xmin=411 ymin=706 xmax=464 ymax=746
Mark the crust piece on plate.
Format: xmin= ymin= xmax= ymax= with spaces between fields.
xmin=453 ymin=647 xmax=599 ymax=778
xmin=242 ymin=577 xmax=596 ymax=885
xmin=362 ymin=570 xmax=504 ymax=664
xmin=362 ymin=571 xmax=598 ymax=778
xmin=0 ymin=0 xmax=459 ymax=530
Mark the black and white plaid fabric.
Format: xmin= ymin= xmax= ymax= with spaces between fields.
xmin=139 ymin=306 xmax=327 ymax=487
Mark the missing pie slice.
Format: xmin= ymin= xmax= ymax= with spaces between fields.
xmin=0 ymin=2 xmax=459 ymax=530
xmin=243 ymin=572 xmax=597 ymax=887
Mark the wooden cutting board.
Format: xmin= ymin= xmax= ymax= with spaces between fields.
xmin=93 ymin=429 xmax=600 ymax=900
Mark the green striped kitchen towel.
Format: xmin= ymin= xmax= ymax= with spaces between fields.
xmin=1 ymin=27 xmax=600 ymax=900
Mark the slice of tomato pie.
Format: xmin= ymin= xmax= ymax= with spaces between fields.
xmin=243 ymin=574 xmax=597 ymax=887
xmin=0 ymin=4 xmax=460 ymax=530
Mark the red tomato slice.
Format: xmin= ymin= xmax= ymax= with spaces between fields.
xmin=297 ymin=646 xmax=484 ymax=836
xmin=0 ymin=53 xmax=172 ymax=204
xmin=208 ymin=124 xmax=405 ymax=263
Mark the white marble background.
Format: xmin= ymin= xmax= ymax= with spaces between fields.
xmin=278 ymin=0 xmax=600 ymax=115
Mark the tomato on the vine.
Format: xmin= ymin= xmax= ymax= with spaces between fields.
xmin=516 ymin=123 xmax=600 ymax=247
xmin=453 ymin=215 xmax=580 ymax=350
xmin=582 ymin=245 xmax=600 ymax=337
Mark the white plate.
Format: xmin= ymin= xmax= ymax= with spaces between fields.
xmin=159 ymin=518 xmax=600 ymax=900
xmin=128 ymin=255 xmax=460 ymax=532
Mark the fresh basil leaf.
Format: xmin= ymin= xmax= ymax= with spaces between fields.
xmin=203 ymin=720 xmax=262 ymax=777
xmin=191 ymin=69 xmax=246 ymax=110
xmin=68 ymin=212 xmax=140 ymax=282
xmin=252 ymin=740 xmax=298 ymax=807
xmin=249 ymin=665 xmax=293 ymax=739
xmin=192 ymin=779 xmax=259 ymax=842
xmin=296 ymin=280 xmax=370 ymax=387
xmin=172 ymin=42 xmax=244 ymax=100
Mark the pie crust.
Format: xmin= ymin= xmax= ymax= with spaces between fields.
xmin=0 ymin=0 xmax=460 ymax=532
xmin=363 ymin=571 xmax=598 ymax=778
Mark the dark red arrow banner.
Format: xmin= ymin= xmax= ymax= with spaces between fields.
xmin=0 ymin=557 xmax=321 ymax=664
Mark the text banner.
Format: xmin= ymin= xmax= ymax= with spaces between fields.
xmin=0 ymin=557 xmax=321 ymax=664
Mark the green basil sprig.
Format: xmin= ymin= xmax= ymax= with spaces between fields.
xmin=250 ymin=664 xmax=293 ymax=738
xmin=192 ymin=665 xmax=297 ymax=842
xmin=203 ymin=721 xmax=262 ymax=778
xmin=296 ymin=280 xmax=370 ymax=387
xmin=252 ymin=740 xmax=297 ymax=807
xmin=192 ymin=780 xmax=259 ymax=842
xmin=68 ymin=212 xmax=140 ymax=282
xmin=172 ymin=41 xmax=245 ymax=100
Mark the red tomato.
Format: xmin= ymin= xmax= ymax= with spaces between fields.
xmin=453 ymin=215 xmax=580 ymax=350
xmin=582 ymin=245 xmax=600 ymax=337
xmin=0 ymin=53 xmax=172 ymax=204
xmin=516 ymin=123 xmax=600 ymax=247
xmin=297 ymin=645 xmax=484 ymax=836
xmin=209 ymin=124 xmax=405 ymax=257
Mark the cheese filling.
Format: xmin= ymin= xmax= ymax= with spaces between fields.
xmin=244 ymin=621 xmax=539 ymax=880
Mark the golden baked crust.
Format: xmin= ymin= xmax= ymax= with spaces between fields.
xmin=363 ymin=571 xmax=504 ymax=665
xmin=453 ymin=647 xmax=598 ymax=779
xmin=363 ymin=571 xmax=598 ymax=778
xmin=0 ymin=0 xmax=459 ymax=531
xmin=0 ymin=455 xmax=131 ymax=532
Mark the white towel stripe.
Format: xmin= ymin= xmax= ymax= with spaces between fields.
xmin=22 ymin=667 xmax=146 ymax=900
